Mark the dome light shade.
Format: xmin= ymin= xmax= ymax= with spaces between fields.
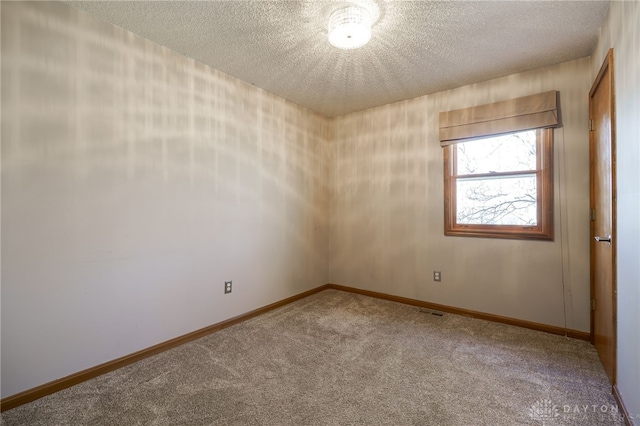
xmin=328 ymin=6 xmax=372 ymax=50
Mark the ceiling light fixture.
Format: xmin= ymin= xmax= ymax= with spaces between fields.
xmin=328 ymin=5 xmax=372 ymax=50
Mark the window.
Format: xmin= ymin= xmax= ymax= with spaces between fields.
xmin=439 ymin=90 xmax=558 ymax=240
xmin=443 ymin=128 xmax=554 ymax=240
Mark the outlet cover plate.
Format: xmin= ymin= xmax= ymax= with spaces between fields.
xmin=224 ymin=281 xmax=232 ymax=294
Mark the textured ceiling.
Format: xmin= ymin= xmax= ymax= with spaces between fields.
xmin=66 ymin=1 xmax=610 ymax=117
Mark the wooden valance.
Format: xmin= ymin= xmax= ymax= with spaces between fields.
xmin=439 ymin=90 xmax=559 ymax=146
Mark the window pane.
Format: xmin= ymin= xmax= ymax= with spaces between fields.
xmin=456 ymin=130 xmax=537 ymax=175
xmin=457 ymin=175 xmax=537 ymax=225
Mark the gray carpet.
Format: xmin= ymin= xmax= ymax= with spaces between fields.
xmin=1 ymin=290 xmax=623 ymax=425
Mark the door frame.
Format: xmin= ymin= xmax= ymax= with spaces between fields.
xmin=589 ymin=48 xmax=617 ymax=384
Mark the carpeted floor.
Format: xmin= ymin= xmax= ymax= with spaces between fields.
xmin=1 ymin=289 xmax=624 ymax=425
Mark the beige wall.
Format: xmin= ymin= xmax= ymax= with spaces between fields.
xmin=329 ymin=57 xmax=593 ymax=332
xmin=591 ymin=0 xmax=640 ymax=420
xmin=1 ymin=2 xmax=329 ymax=398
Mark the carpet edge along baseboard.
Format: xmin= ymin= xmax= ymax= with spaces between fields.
xmin=326 ymin=283 xmax=591 ymax=341
xmin=1 ymin=282 xmax=591 ymax=412
xmin=0 ymin=285 xmax=329 ymax=412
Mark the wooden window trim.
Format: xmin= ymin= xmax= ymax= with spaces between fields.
xmin=444 ymin=128 xmax=554 ymax=241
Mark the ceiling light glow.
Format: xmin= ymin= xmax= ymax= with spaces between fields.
xmin=328 ymin=6 xmax=372 ymax=50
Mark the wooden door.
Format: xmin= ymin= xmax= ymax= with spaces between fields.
xmin=589 ymin=49 xmax=616 ymax=385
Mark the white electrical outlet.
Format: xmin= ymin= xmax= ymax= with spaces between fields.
xmin=433 ymin=271 xmax=441 ymax=282
xmin=224 ymin=281 xmax=232 ymax=294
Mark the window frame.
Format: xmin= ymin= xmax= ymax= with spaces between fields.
xmin=443 ymin=128 xmax=554 ymax=241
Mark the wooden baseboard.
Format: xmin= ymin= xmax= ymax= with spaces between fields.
xmin=0 ymin=285 xmax=329 ymax=412
xmin=613 ymin=385 xmax=635 ymax=426
xmin=1 ymin=282 xmax=592 ymax=412
xmin=326 ymin=283 xmax=591 ymax=341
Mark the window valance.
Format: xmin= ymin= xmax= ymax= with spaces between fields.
xmin=439 ymin=90 xmax=559 ymax=146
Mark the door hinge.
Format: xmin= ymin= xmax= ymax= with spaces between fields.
xmin=591 ymin=299 xmax=596 ymax=311
xmin=589 ymin=119 xmax=594 ymax=131
xmin=590 ymin=208 xmax=596 ymax=221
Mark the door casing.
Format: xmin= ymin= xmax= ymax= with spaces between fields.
xmin=589 ymin=48 xmax=617 ymax=385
